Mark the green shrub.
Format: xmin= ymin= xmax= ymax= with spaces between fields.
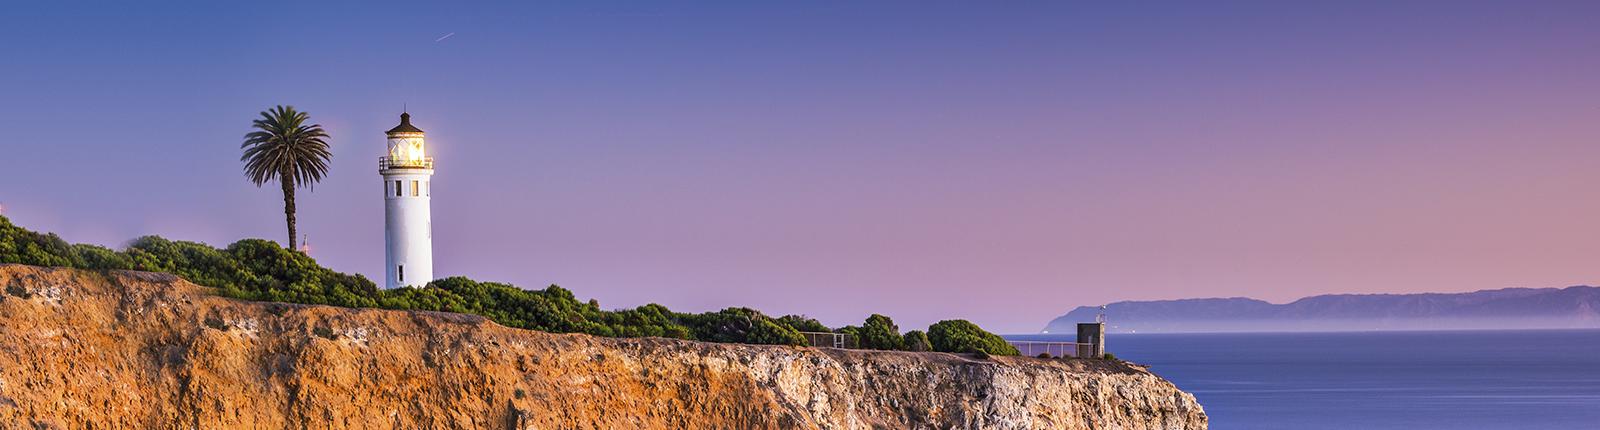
xmin=857 ymin=314 xmax=905 ymax=350
xmin=73 ymin=244 xmax=133 ymax=270
xmin=0 ymin=216 xmax=80 ymax=268
xmin=834 ymin=325 xmax=862 ymax=348
xmin=0 ymin=215 xmax=1014 ymax=350
xmin=902 ymin=330 xmax=932 ymax=352
xmin=926 ymin=319 xmax=1020 ymax=356
xmin=776 ymin=315 xmax=830 ymax=333
xmin=681 ymin=307 xmax=806 ymax=346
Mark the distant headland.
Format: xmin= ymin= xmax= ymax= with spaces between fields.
xmin=1044 ymin=286 xmax=1600 ymax=334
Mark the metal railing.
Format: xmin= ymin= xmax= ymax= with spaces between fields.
xmin=795 ymin=332 xmax=1101 ymax=358
xmin=798 ymin=331 xmax=856 ymax=349
xmin=1007 ymin=340 xmax=1091 ymax=358
xmin=379 ymin=156 xmax=434 ymax=170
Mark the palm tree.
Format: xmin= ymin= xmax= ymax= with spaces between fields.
xmin=240 ymin=105 xmax=332 ymax=250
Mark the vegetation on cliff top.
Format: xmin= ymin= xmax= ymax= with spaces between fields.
xmin=928 ymin=319 xmax=1022 ymax=356
xmin=0 ymin=215 xmax=1017 ymax=354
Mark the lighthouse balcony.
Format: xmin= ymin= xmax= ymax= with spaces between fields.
xmin=379 ymin=156 xmax=434 ymax=170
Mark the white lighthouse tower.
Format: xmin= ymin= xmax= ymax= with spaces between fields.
xmin=380 ymin=112 xmax=434 ymax=289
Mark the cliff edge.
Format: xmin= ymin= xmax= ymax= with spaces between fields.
xmin=0 ymin=264 xmax=1205 ymax=429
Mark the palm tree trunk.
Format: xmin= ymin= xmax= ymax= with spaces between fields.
xmin=281 ymin=168 xmax=297 ymax=250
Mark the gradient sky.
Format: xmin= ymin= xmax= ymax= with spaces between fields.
xmin=3 ymin=1 xmax=1600 ymax=333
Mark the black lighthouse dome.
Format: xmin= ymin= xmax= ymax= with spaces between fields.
xmin=386 ymin=112 xmax=424 ymax=134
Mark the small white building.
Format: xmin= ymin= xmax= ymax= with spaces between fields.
xmin=380 ymin=112 xmax=434 ymax=289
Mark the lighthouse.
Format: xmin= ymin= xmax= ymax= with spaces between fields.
xmin=380 ymin=112 xmax=434 ymax=289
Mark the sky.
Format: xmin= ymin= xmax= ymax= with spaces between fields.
xmin=3 ymin=1 xmax=1599 ymax=333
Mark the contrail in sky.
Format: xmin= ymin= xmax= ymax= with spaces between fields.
xmin=434 ymin=32 xmax=455 ymax=42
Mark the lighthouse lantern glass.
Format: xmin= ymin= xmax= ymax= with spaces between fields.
xmin=388 ymin=136 xmax=426 ymax=164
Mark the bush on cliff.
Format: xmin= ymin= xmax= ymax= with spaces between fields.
xmin=680 ymin=307 xmax=806 ymax=346
xmin=0 ymin=216 xmax=800 ymax=344
xmin=0 ymin=219 xmax=84 ymax=269
xmin=126 ymin=236 xmax=380 ymax=309
xmin=857 ymin=314 xmax=905 ymax=350
xmin=927 ymin=319 xmax=1020 ymax=356
xmin=0 ymin=215 xmax=1002 ymax=349
xmin=776 ymin=315 xmax=830 ymax=333
xmin=902 ymin=330 xmax=932 ymax=352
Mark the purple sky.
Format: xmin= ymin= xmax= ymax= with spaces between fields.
xmin=3 ymin=1 xmax=1600 ymax=332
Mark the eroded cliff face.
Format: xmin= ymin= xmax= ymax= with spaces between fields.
xmin=0 ymin=265 xmax=1205 ymax=429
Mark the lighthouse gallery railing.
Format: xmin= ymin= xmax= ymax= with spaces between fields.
xmin=378 ymin=156 xmax=434 ymax=170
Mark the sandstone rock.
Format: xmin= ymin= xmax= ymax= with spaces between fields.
xmin=0 ymin=264 xmax=1206 ymax=429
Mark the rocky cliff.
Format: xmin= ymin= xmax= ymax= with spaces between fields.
xmin=0 ymin=264 xmax=1205 ymax=429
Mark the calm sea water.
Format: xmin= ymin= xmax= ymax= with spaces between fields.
xmin=1006 ymin=330 xmax=1600 ymax=429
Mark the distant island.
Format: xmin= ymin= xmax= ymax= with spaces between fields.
xmin=1044 ymin=286 xmax=1600 ymax=334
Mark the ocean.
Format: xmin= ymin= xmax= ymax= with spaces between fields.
xmin=1006 ymin=330 xmax=1600 ymax=429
